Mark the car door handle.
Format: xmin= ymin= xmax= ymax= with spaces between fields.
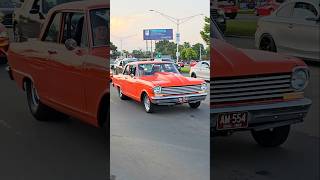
xmin=48 ymin=50 xmax=57 ymax=55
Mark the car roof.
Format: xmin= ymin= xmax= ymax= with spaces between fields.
xmin=127 ymin=61 xmax=173 ymax=65
xmin=277 ymin=0 xmax=320 ymax=12
xmin=50 ymin=0 xmax=109 ymax=12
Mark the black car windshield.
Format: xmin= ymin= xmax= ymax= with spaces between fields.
xmin=138 ymin=63 xmax=179 ymax=76
xmin=90 ymin=8 xmax=109 ymax=47
xmin=0 ymin=0 xmax=14 ymax=8
xmin=211 ymin=18 xmax=224 ymax=40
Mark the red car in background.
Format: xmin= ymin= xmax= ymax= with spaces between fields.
xmin=255 ymin=0 xmax=284 ymax=16
xmin=0 ymin=23 xmax=9 ymax=64
xmin=217 ymin=0 xmax=239 ymax=19
xmin=190 ymin=60 xmax=199 ymax=67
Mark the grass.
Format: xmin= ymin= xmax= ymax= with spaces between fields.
xmin=180 ymin=66 xmax=190 ymax=73
xmin=225 ymin=20 xmax=257 ymax=37
xmin=238 ymin=9 xmax=255 ymax=14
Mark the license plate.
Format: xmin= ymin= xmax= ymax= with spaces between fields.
xmin=217 ymin=112 xmax=248 ymax=130
xmin=178 ymin=97 xmax=188 ymax=103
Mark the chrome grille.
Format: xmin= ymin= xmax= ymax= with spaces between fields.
xmin=162 ymin=85 xmax=202 ymax=95
xmin=211 ymin=73 xmax=294 ymax=103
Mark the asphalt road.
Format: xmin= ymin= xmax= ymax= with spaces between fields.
xmin=110 ymin=81 xmax=210 ymax=180
xmin=211 ymin=37 xmax=320 ymax=180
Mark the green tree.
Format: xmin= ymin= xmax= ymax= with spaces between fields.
xmin=155 ymin=40 xmax=177 ymax=59
xmin=110 ymin=42 xmax=120 ymax=59
xmin=192 ymin=43 xmax=205 ymax=60
xmin=200 ymin=17 xmax=210 ymax=46
xmin=181 ymin=48 xmax=198 ymax=60
xmin=131 ymin=49 xmax=144 ymax=59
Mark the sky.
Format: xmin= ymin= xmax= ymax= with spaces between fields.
xmin=110 ymin=0 xmax=209 ymax=52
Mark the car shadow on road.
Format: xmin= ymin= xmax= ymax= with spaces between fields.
xmin=211 ymin=131 xmax=319 ymax=180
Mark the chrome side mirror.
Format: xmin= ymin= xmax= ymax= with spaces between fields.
xmin=65 ymin=39 xmax=77 ymax=51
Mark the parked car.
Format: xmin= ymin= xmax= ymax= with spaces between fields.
xmin=211 ymin=19 xmax=311 ymax=147
xmin=255 ymin=0 xmax=284 ymax=16
xmin=177 ymin=61 xmax=184 ymax=67
xmin=13 ymin=0 xmax=84 ymax=42
xmin=217 ymin=0 xmax=239 ymax=19
xmin=255 ymin=0 xmax=320 ymax=61
xmin=0 ymin=22 xmax=9 ymax=64
xmin=7 ymin=0 xmax=110 ymax=128
xmin=190 ymin=61 xmax=210 ymax=81
xmin=0 ymin=0 xmax=20 ymax=27
xmin=114 ymin=58 xmax=137 ymax=75
xmin=211 ymin=0 xmax=226 ymax=33
xmin=112 ymin=61 xmax=208 ymax=113
xmin=190 ymin=60 xmax=199 ymax=67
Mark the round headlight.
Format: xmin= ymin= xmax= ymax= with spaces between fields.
xmin=201 ymin=83 xmax=207 ymax=91
xmin=153 ymin=86 xmax=162 ymax=94
xmin=291 ymin=67 xmax=309 ymax=91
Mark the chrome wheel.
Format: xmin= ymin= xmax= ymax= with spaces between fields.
xmin=144 ymin=95 xmax=151 ymax=112
xmin=31 ymin=83 xmax=40 ymax=106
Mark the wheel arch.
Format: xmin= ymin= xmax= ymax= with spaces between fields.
xmin=97 ymin=93 xmax=110 ymax=128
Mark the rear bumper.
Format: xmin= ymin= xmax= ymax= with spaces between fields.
xmin=211 ymin=98 xmax=312 ymax=133
xmin=151 ymin=93 xmax=207 ymax=105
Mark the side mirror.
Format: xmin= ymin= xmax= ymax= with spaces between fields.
xmin=65 ymin=39 xmax=77 ymax=51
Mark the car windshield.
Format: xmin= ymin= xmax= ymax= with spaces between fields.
xmin=90 ymin=8 xmax=109 ymax=47
xmin=138 ymin=63 xmax=180 ymax=76
xmin=210 ymin=18 xmax=224 ymax=40
xmin=42 ymin=0 xmax=82 ymax=14
xmin=0 ymin=0 xmax=14 ymax=8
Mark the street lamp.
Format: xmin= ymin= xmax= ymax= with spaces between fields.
xmin=149 ymin=10 xmax=204 ymax=62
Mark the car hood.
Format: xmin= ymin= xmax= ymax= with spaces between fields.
xmin=211 ymin=39 xmax=306 ymax=78
xmin=139 ymin=72 xmax=204 ymax=87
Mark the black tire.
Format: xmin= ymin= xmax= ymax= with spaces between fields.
xmin=259 ymin=34 xmax=277 ymax=52
xmin=142 ymin=93 xmax=155 ymax=113
xmin=118 ymin=86 xmax=128 ymax=100
xmin=26 ymin=81 xmax=67 ymax=121
xmin=251 ymin=125 xmax=290 ymax=147
xmin=191 ymin=73 xmax=197 ymax=78
xmin=0 ymin=57 xmax=7 ymax=65
xmin=189 ymin=101 xmax=201 ymax=109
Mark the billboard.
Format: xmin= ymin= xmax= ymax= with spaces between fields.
xmin=143 ymin=29 xmax=173 ymax=40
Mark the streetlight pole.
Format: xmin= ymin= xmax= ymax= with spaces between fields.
xmin=149 ymin=10 xmax=203 ymax=62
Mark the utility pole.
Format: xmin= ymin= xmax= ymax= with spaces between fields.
xmin=149 ymin=10 xmax=203 ymax=62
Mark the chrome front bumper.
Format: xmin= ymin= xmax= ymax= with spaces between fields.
xmin=151 ymin=93 xmax=207 ymax=105
xmin=211 ymin=98 xmax=312 ymax=133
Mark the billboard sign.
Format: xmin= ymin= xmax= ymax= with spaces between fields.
xmin=143 ymin=29 xmax=173 ymax=40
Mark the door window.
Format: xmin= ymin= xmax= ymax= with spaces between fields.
xmin=293 ymin=2 xmax=318 ymax=19
xmin=202 ymin=62 xmax=209 ymax=69
xmin=276 ymin=3 xmax=293 ymax=17
xmin=129 ymin=65 xmax=137 ymax=76
xmin=123 ymin=65 xmax=130 ymax=75
xmin=43 ymin=13 xmax=62 ymax=42
xmin=62 ymin=12 xmax=86 ymax=47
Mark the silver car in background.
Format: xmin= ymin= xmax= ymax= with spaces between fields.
xmin=255 ymin=0 xmax=320 ymax=61
xmin=190 ymin=60 xmax=210 ymax=81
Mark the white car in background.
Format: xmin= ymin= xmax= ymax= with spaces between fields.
xmin=190 ymin=61 xmax=210 ymax=81
xmin=255 ymin=0 xmax=320 ymax=61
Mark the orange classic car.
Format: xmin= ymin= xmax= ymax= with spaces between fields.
xmin=7 ymin=0 xmax=110 ymax=128
xmin=112 ymin=61 xmax=208 ymax=113
xmin=211 ymin=19 xmax=311 ymax=147
xmin=0 ymin=22 xmax=9 ymax=64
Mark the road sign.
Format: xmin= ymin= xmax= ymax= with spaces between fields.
xmin=143 ymin=29 xmax=173 ymax=40
xmin=176 ymin=33 xmax=180 ymax=43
